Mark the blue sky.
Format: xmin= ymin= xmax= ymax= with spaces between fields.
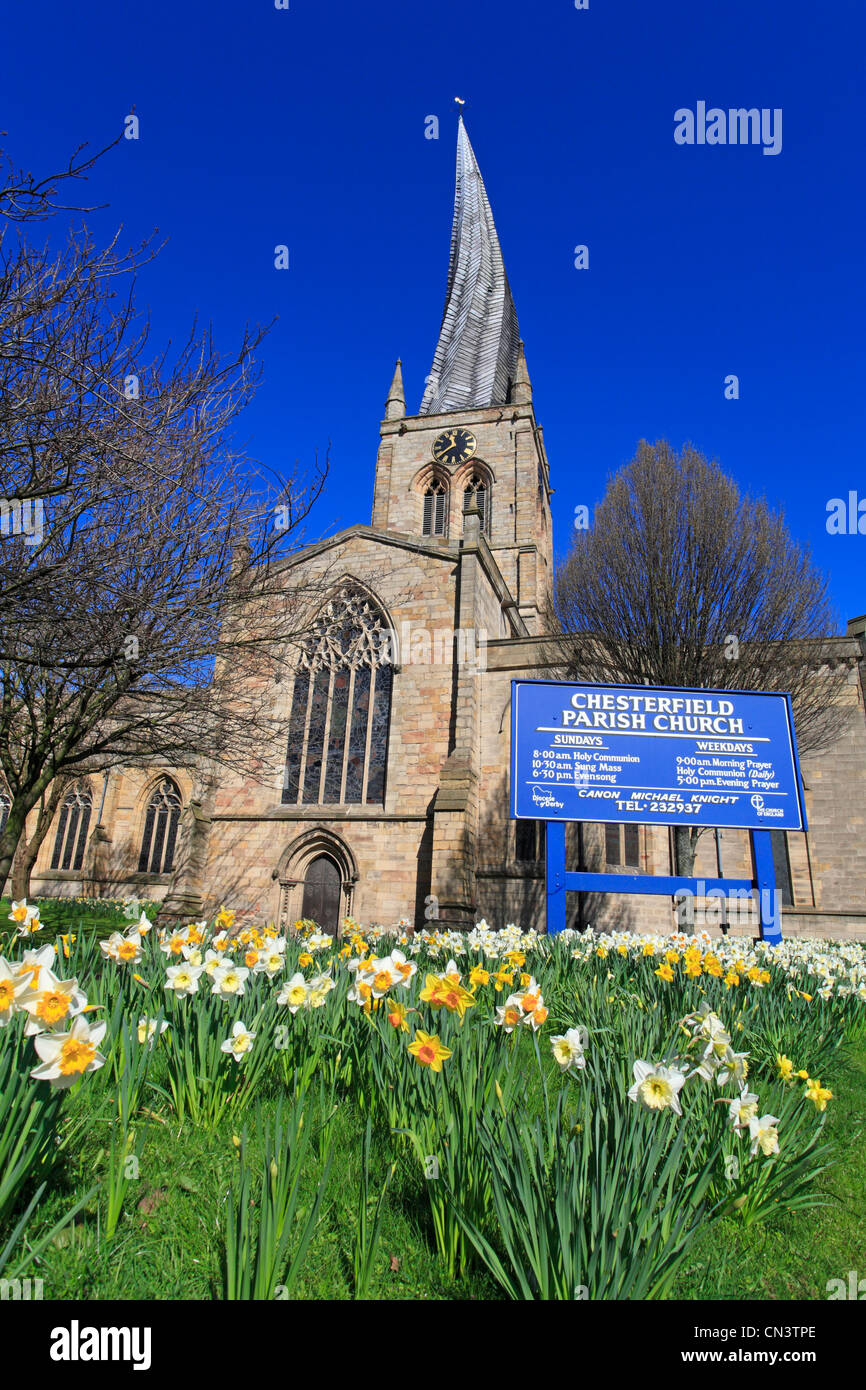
xmin=3 ymin=0 xmax=864 ymax=624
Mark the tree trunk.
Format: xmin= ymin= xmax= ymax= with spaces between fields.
xmin=0 ymin=771 xmax=57 ymax=899
xmin=10 ymin=779 xmax=67 ymax=901
xmin=672 ymin=825 xmax=703 ymax=930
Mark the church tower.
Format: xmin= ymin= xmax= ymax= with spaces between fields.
xmin=371 ymin=116 xmax=553 ymax=633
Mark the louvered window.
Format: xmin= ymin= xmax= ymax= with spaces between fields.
xmin=423 ymin=481 xmax=448 ymax=536
xmin=464 ymin=475 xmax=490 ymax=534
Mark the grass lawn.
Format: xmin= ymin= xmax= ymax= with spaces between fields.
xmin=3 ymin=901 xmax=865 ymax=1301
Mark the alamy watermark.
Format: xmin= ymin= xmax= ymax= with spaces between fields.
xmin=674 ymin=104 xmax=782 ymax=157
xmin=0 ymin=497 xmax=44 ymax=546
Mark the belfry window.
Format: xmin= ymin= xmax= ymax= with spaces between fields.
xmin=138 ymin=778 xmax=183 ymax=874
xmin=423 ymin=480 xmax=448 ymax=536
xmin=50 ymin=782 xmax=92 ymax=872
xmin=464 ymin=475 xmax=489 ymax=534
xmin=283 ymin=586 xmax=393 ymax=807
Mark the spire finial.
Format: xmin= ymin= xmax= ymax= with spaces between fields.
xmin=454 ymin=97 xmax=466 ymax=120
xmin=510 ymin=340 xmax=532 ymax=406
xmin=384 ymin=358 xmax=405 ymax=421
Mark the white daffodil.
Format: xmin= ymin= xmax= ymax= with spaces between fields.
xmin=211 ymin=963 xmax=250 ymax=999
xmin=9 ymin=899 xmax=41 ymax=936
xmin=364 ymin=958 xmax=402 ymax=998
xmin=0 ymin=955 xmax=31 ymax=1026
xmin=628 ymin=1060 xmax=687 ymax=1115
xmin=100 ymin=932 xmax=124 ymax=962
xmin=164 ymin=963 xmax=204 ymax=997
xmin=278 ymin=972 xmax=309 ymax=1013
xmin=181 ymin=944 xmax=204 ymax=966
xmin=728 ymin=1089 xmax=760 ymax=1131
xmin=306 ymin=973 xmax=335 ymax=1008
xmin=494 ymin=996 xmax=524 ymax=1033
xmin=30 ymin=1015 xmax=107 ymax=1089
xmin=387 ymin=949 xmax=417 ymax=987
xmin=160 ymin=929 xmax=190 ymax=958
xmin=255 ymin=948 xmax=287 ymax=977
xmin=113 ymin=931 xmax=144 ymax=967
xmin=716 ymin=1047 xmax=750 ymax=1087
xmin=133 ymin=911 xmax=153 ymax=936
xmin=221 ymin=1020 xmax=257 ymax=1063
xmin=19 ymin=967 xmax=88 ymax=1035
xmin=16 ymin=945 xmax=56 ymax=988
xmin=203 ymin=948 xmax=226 ymax=977
xmin=137 ymin=1016 xmax=169 ymax=1048
xmin=749 ymin=1114 xmax=780 ymax=1158
xmin=550 ymin=1027 xmax=588 ymax=1071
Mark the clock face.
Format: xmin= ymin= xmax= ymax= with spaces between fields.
xmin=431 ymin=426 xmax=477 ymax=467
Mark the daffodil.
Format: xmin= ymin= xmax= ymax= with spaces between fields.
xmin=30 ymin=1015 xmax=107 ymax=1089
xmin=19 ymin=967 xmax=87 ymax=1035
xmin=551 ymin=1028 xmax=587 ymax=1071
xmin=804 ymin=1078 xmax=833 ymax=1112
xmin=9 ymin=899 xmax=41 ymax=936
xmin=655 ymin=964 xmax=674 ymax=983
xmin=137 ymin=1016 xmax=169 ymax=1048
xmin=408 ymin=1030 xmax=451 ymax=1073
xmin=0 ymin=956 xmax=30 ymax=1025
xmin=628 ymin=1060 xmax=687 ymax=1115
xmin=211 ymin=963 xmax=250 ymax=999
xmin=385 ymin=997 xmax=412 ymax=1032
xmin=306 ymin=973 xmax=335 ymax=1008
xmin=776 ymin=1054 xmax=794 ymax=1082
xmin=494 ymin=997 xmax=523 ymax=1032
xmin=749 ymin=1114 xmax=780 ymax=1158
xmin=727 ymin=1088 xmax=760 ymax=1130
xmin=221 ymin=1020 xmax=257 ymax=1062
xmin=278 ymin=972 xmax=309 ymax=1013
xmin=164 ymin=963 xmax=204 ymax=997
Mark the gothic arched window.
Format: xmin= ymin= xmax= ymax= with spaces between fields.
xmin=283 ymin=586 xmax=394 ymax=807
xmin=50 ymin=782 xmax=92 ymax=872
xmin=138 ymin=778 xmax=182 ymax=874
xmin=464 ymin=475 xmax=490 ymax=534
xmin=422 ymin=479 xmax=448 ymax=536
xmin=0 ymin=789 xmax=10 ymax=836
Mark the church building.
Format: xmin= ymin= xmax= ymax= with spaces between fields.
xmin=18 ymin=120 xmax=866 ymax=940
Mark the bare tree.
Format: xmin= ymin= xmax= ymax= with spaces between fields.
xmin=0 ymin=137 xmax=332 ymax=894
xmin=547 ymin=440 xmax=850 ymax=876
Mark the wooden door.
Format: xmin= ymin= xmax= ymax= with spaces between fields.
xmin=301 ymin=855 xmax=341 ymax=934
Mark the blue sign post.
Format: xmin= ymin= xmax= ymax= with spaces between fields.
xmin=510 ymin=680 xmax=808 ymax=943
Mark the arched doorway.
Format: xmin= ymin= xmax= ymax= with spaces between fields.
xmin=300 ymin=854 xmax=342 ymax=934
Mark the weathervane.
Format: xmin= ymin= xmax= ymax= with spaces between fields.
xmin=454 ymin=97 xmax=466 ymax=118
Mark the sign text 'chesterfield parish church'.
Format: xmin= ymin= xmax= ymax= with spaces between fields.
xmin=511 ymin=681 xmax=807 ymax=832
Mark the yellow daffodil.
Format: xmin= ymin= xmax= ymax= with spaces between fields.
xmin=408 ymin=1030 xmax=451 ymax=1073
xmin=805 ymin=1078 xmax=833 ymax=1111
xmin=776 ymin=1054 xmax=794 ymax=1083
xmin=385 ymin=997 xmax=412 ymax=1032
xmin=655 ymin=964 xmax=674 ymax=983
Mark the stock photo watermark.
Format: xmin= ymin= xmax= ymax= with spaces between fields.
xmin=674 ymin=104 xmax=782 ymax=156
xmin=0 ymin=496 xmax=44 ymax=546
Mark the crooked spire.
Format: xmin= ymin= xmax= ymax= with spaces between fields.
xmin=419 ymin=117 xmax=521 ymax=416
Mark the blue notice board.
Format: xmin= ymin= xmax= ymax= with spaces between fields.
xmin=511 ymin=681 xmax=807 ymax=833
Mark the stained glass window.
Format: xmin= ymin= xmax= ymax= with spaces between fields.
xmin=50 ymin=782 xmax=92 ymax=872
xmin=138 ymin=778 xmax=182 ymax=874
xmin=282 ymin=586 xmax=393 ymax=807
